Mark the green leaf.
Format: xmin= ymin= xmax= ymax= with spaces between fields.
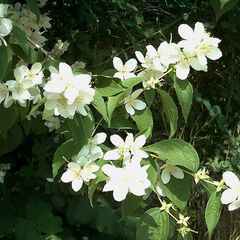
xmin=28 ymin=97 xmax=46 ymax=117
xmin=159 ymin=90 xmax=178 ymax=138
xmin=144 ymin=139 xmax=199 ymax=172
xmin=205 ymin=192 xmax=222 ymax=239
xmin=136 ymin=208 xmax=169 ymax=240
xmin=131 ymin=107 xmax=153 ymax=139
xmin=121 ymin=77 xmax=144 ymax=88
xmin=110 ymin=112 xmax=136 ymax=129
xmin=210 ymin=0 xmax=239 ymax=20
xmin=144 ymin=89 xmax=155 ymax=107
xmin=174 ymin=78 xmax=193 ymax=122
xmin=15 ymin=219 xmax=41 ymax=240
xmin=122 ymin=194 xmax=143 ymax=217
xmin=67 ymin=112 xmax=95 ymax=151
xmin=95 ymin=76 xmax=126 ymax=96
xmin=11 ymin=26 xmax=29 ymax=56
xmin=37 ymin=214 xmax=63 ymax=234
xmin=0 ymin=46 xmax=10 ymax=81
xmin=26 ymin=0 xmax=41 ymax=21
xmin=42 ymin=109 xmax=54 ymax=119
xmin=160 ymin=174 xmax=191 ymax=210
xmin=92 ymin=90 xmax=108 ymax=122
xmin=0 ymin=106 xmax=19 ymax=134
xmin=107 ymin=90 xmax=130 ymax=126
xmin=52 ymin=139 xmax=77 ymax=177
xmin=0 ymin=124 xmax=23 ymax=157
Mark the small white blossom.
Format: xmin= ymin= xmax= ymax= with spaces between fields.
xmin=44 ymin=116 xmax=61 ymax=132
xmin=0 ymin=4 xmax=13 ymax=46
xmin=113 ymin=57 xmax=137 ymax=80
xmin=123 ymin=89 xmax=146 ymax=115
xmin=138 ymin=69 xmax=164 ymax=89
xmin=0 ymin=170 xmax=5 ymax=183
xmin=102 ymin=162 xmax=151 ymax=201
xmin=161 ymin=163 xmax=184 ymax=184
xmin=61 ymin=162 xmax=99 ymax=192
xmin=221 ymin=171 xmax=240 ymax=211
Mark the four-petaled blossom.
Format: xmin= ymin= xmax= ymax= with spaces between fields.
xmin=194 ymin=168 xmax=209 ymax=184
xmin=0 ymin=4 xmax=13 ymax=46
xmin=113 ymin=57 xmax=137 ymax=80
xmin=221 ymin=171 xmax=240 ymax=211
xmin=123 ymin=89 xmax=146 ymax=115
xmin=161 ymin=163 xmax=184 ymax=184
xmin=177 ymin=214 xmax=190 ymax=227
xmin=102 ymin=162 xmax=151 ymax=201
xmin=138 ymin=70 xmax=164 ymax=89
xmin=160 ymin=201 xmax=173 ymax=213
xmin=61 ymin=162 xmax=99 ymax=192
xmin=103 ymin=134 xmax=131 ymax=161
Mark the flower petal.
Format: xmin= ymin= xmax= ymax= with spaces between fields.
xmin=72 ymin=179 xmax=83 ymax=192
xmin=31 ymin=62 xmax=42 ymax=74
xmin=61 ymin=170 xmax=74 ymax=183
xmin=221 ymin=189 xmax=238 ymax=204
xmin=113 ymin=185 xmax=129 ymax=201
xmin=93 ymin=132 xmax=107 ymax=144
xmin=161 ymin=169 xmax=171 ymax=184
xmin=132 ymin=99 xmax=146 ymax=111
xmin=223 ymin=171 xmax=240 ymax=189
xmin=110 ymin=134 xmax=124 ymax=147
xmin=228 ymin=200 xmax=240 ymax=211
xmin=178 ymin=24 xmax=194 ymax=40
xmin=59 ymin=62 xmax=74 ymax=81
xmin=125 ymin=103 xmax=135 ymax=115
xmin=206 ymin=47 xmax=222 ymax=60
xmin=103 ymin=149 xmax=120 ymax=160
xmin=124 ymin=58 xmax=137 ymax=72
xmin=172 ymin=167 xmax=184 ymax=180
xmin=176 ymin=61 xmax=190 ymax=80
xmin=113 ymin=57 xmax=123 ymax=71
xmin=123 ymin=72 xmax=136 ymax=80
xmin=135 ymin=51 xmax=145 ymax=63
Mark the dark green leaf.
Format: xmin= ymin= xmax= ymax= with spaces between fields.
xmin=205 ymin=192 xmax=222 ymax=239
xmin=144 ymin=139 xmax=199 ymax=172
xmin=136 ymin=208 xmax=169 ymax=240
xmin=174 ymin=77 xmax=193 ymax=122
xmin=26 ymin=0 xmax=41 ymax=21
xmin=159 ymin=90 xmax=178 ymax=138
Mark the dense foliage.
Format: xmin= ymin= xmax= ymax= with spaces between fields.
xmin=0 ymin=0 xmax=240 ymax=239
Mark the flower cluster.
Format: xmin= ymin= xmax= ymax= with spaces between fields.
xmin=44 ymin=62 xmax=95 ymax=118
xmin=61 ymin=132 xmax=107 ymax=191
xmin=0 ymin=63 xmax=43 ymax=107
xmin=0 ymin=4 xmax=13 ymax=46
xmin=9 ymin=2 xmax=51 ymax=47
xmin=44 ymin=116 xmax=61 ymax=132
xmin=113 ymin=22 xmax=222 ymax=85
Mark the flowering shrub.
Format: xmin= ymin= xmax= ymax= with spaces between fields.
xmin=0 ymin=1 xmax=239 ymax=239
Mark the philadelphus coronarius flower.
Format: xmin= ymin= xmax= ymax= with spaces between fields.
xmin=0 ymin=4 xmax=13 ymax=46
xmin=3 ymin=63 xmax=43 ymax=107
xmin=221 ymin=171 xmax=240 ymax=211
xmin=103 ymin=133 xmax=148 ymax=163
xmin=61 ymin=162 xmax=99 ymax=192
xmin=161 ymin=163 xmax=184 ymax=184
xmin=113 ymin=57 xmax=137 ymax=80
xmin=9 ymin=2 xmax=51 ymax=47
xmin=123 ymin=89 xmax=146 ymax=115
xmin=102 ymin=161 xmax=151 ymax=201
xmin=138 ymin=69 xmax=164 ymax=89
xmin=44 ymin=62 xmax=95 ymax=118
xmin=73 ymin=132 xmax=107 ymax=166
xmin=44 ymin=116 xmax=61 ymax=132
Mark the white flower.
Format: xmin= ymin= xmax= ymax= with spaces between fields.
xmin=61 ymin=162 xmax=99 ymax=192
xmin=178 ymin=22 xmax=222 ymax=66
xmin=135 ymin=50 xmax=153 ymax=69
xmin=0 ymin=4 xmax=13 ymax=46
xmin=123 ymin=89 xmax=146 ymax=115
xmin=21 ymin=63 xmax=44 ymax=86
xmin=44 ymin=63 xmax=95 ymax=118
xmin=126 ymin=133 xmax=149 ymax=163
xmin=161 ymin=163 xmax=184 ymax=184
xmin=102 ymin=162 xmax=151 ymax=201
xmin=175 ymin=49 xmax=207 ymax=80
xmin=113 ymin=57 xmax=137 ymax=80
xmin=44 ymin=116 xmax=61 ymax=132
xmin=138 ymin=69 xmax=164 ymax=89
xmin=221 ymin=171 xmax=240 ymax=211
xmin=87 ymin=132 xmax=107 ymax=157
xmin=103 ymin=134 xmax=131 ymax=161
xmin=0 ymin=170 xmax=6 ymax=183
xmin=0 ymin=83 xmax=8 ymax=103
